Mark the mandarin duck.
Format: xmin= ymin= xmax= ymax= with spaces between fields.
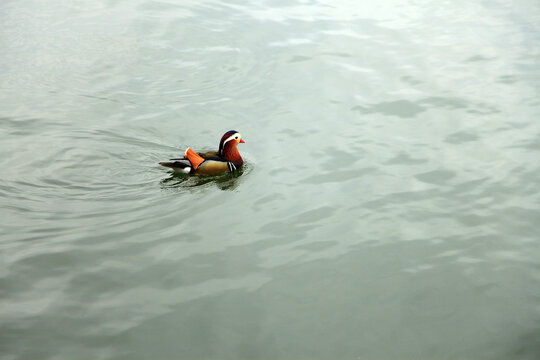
xmin=159 ymin=130 xmax=245 ymax=175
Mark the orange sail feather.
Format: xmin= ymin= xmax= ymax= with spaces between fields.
xmin=184 ymin=148 xmax=205 ymax=170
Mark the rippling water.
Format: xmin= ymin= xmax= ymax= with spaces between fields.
xmin=1 ymin=0 xmax=540 ymax=359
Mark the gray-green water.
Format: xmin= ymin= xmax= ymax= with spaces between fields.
xmin=1 ymin=0 xmax=540 ymax=359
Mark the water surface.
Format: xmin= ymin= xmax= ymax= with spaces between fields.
xmin=1 ymin=0 xmax=540 ymax=359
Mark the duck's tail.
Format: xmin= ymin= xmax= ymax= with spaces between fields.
xmin=159 ymin=159 xmax=192 ymax=174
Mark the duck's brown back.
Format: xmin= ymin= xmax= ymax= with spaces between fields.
xmin=198 ymin=151 xmax=222 ymax=160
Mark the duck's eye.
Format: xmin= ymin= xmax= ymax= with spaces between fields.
xmin=235 ymin=136 xmax=238 ymax=139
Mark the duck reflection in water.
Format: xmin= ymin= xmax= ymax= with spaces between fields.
xmin=160 ymin=166 xmax=245 ymax=191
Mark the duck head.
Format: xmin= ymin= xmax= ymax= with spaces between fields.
xmin=218 ymin=130 xmax=245 ymax=166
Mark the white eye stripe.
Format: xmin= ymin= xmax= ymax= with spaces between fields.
xmin=222 ymin=133 xmax=242 ymax=147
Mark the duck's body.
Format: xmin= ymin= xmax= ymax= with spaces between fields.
xmin=159 ymin=130 xmax=245 ymax=175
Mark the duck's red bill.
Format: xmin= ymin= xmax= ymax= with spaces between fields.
xmin=240 ymin=139 xmax=246 ymax=143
